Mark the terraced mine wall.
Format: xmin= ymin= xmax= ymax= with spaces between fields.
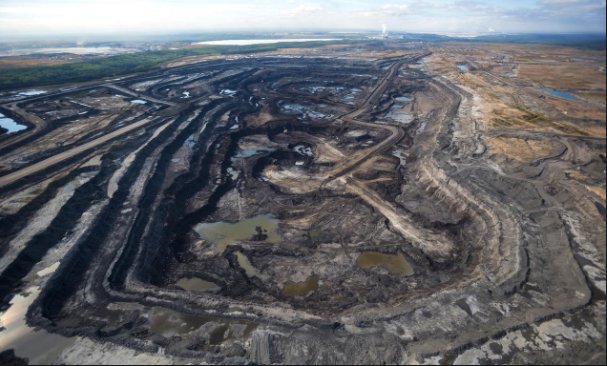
xmin=0 ymin=49 xmax=604 ymax=364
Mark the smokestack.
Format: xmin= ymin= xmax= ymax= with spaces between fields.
xmin=382 ymin=24 xmax=388 ymax=39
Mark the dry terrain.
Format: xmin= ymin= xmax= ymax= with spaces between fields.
xmin=0 ymin=41 xmax=604 ymax=365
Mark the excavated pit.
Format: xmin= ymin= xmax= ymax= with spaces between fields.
xmin=0 ymin=44 xmax=604 ymax=364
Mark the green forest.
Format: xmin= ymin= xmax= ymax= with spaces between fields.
xmin=0 ymin=41 xmax=345 ymax=90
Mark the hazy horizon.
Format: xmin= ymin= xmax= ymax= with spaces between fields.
xmin=0 ymin=0 xmax=605 ymax=41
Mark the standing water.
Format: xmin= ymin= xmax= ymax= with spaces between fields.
xmin=543 ymin=88 xmax=577 ymax=100
xmin=356 ymin=252 xmax=414 ymax=275
xmin=457 ymin=63 xmax=469 ymax=72
xmin=0 ymin=113 xmax=27 ymax=133
xmin=0 ymin=286 xmax=74 ymax=364
xmin=193 ymin=214 xmax=280 ymax=254
xmin=175 ymin=277 xmax=220 ymax=292
xmin=282 ymin=275 xmax=319 ymax=297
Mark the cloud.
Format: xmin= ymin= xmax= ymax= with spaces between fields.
xmin=0 ymin=0 xmax=604 ymax=37
xmin=540 ymin=0 xmax=592 ymax=4
xmin=539 ymin=0 xmax=606 ymax=13
xmin=360 ymin=3 xmax=410 ymax=17
xmin=283 ymin=4 xmax=323 ymax=17
xmin=378 ymin=4 xmax=410 ymax=16
xmin=0 ymin=1 xmax=257 ymax=35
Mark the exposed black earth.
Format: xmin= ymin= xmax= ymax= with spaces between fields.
xmin=0 ymin=44 xmax=605 ymax=364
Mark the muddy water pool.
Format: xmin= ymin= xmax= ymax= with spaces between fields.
xmin=193 ymin=214 xmax=280 ymax=254
xmin=356 ymin=252 xmax=414 ymax=275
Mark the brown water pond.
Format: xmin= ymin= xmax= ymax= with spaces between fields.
xmin=356 ymin=252 xmax=414 ymax=276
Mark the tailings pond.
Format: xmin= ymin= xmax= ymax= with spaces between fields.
xmin=0 ymin=113 xmax=27 ymax=133
xmin=193 ymin=214 xmax=280 ymax=254
xmin=356 ymin=252 xmax=414 ymax=275
xmin=175 ymin=277 xmax=220 ymax=292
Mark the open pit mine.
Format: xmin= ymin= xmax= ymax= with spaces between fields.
xmin=0 ymin=44 xmax=605 ymax=364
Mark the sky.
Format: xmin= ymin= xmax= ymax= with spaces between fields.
xmin=0 ymin=0 xmax=605 ymax=39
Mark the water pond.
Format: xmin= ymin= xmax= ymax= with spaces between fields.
xmin=235 ymin=251 xmax=265 ymax=279
xmin=282 ymin=275 xmax=318 ymax=297
xmin=543 ymin=88 xmax=577 ymax=100
xmin=175 ymin=277 xmax=220 ymax=292
xmin=148 ymin=307 xmax=208 ymax=337
xmin=356 ymin=252 xmax=414 ymax=275
xmin=0 ymin=286 xmax=74 ymax=364
xmin=18 ymin=90 xmax=46 ymax=97
xmin=193 ymin=39 xmax=339 ymax=46
xmin=457 ymin=63 xmax=469 ymax=72
xmin=386 ymin=97 xmax=414 ymax=124
xmin=193 ymin=214 xmax=280 ymax=254
xmin=0 ymin=113 xmax=27 ymax=133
